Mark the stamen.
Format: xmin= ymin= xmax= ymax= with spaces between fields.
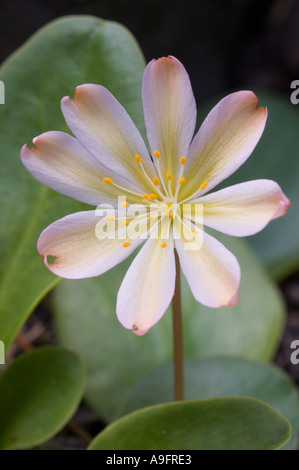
xmin=121 ymin=201 xmax=128 ymax=207
xmin=123 ymin=220 xmax=130 ymax=226
xmin=143 ymin=193 xmax=149 ymax=199
xmin=177 ymin=213 xmax=196 ymax=238
xmin=166 ymin=172 xmax=172 ymax=180
xmin=174 ymin=157 xmax=187 ymax=200
xmin=179 ymin=180 xmax=209 ymax=205
xmin=168 ymin=178 xmax=174 ymax=198
xmin=164 ymin=208 xmax=174 ymax=220
xmin=161 ymin=242 xmax=167 ymax=248
xmin=123 ymin=242 xmax=131 ymax=248
xmin=106 ymin=216 xmax=115 ymax=221
xmin=180 ymin=157 xmax=186 ymax=165
xmin=103 ymin=177 xmax=113 ymax=185
xmin=151 ymin=150 xmax=170 ymax=197
xmin=103 ymin=178 xmax=146 ymax=199
xmin=192 ymin=229 xmax=198 ymax=233
xmin=135 ymin=154 xmax=142 ymax=163
xmin=137 ymin=156 xmax=165 ymax=199
xmin=149 ymin=194 xmax=157 ymax=201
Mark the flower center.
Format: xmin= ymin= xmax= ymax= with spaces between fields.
xmin=102 ymin=151 xmax=208 ymax=218
xmin=101 ymin=151 xmax=209 ymax=249
xmin=132 ymin=150 xmax=190 ymax=205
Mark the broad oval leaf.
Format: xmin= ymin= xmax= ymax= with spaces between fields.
xmin=119 ymin=357 xmax=299 ymax=450
xmin=0 ymin=16 xmax=146 ymax=348
xmin=0 ymin=346 xmax=85 ymax=450
xmin=54 ymin=236 xmax=285 ymax=423
xmin=89 ymin=397 xmax=291 ymax=450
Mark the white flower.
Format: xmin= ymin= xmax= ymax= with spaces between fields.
xmin=21 ymin=56 xmax=289 ymax=335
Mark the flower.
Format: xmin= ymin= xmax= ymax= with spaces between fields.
xmin=21 ymin=56 xmax=289 ymax=335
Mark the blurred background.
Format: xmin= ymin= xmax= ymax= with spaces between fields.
xmin=0 ymin=0 xmax=298 ymax=102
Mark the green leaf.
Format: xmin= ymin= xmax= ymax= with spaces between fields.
xmin=89 ymin=397 xmax=291 ymax=450
xmin=119 ymin=357 xmax=299 ymax=450
xmin=0 ymin=16 xmax=146 ymax=348
xmin=0 ymin=346 xmax=85 ymax=450
xmin=198 ymin=91 xmax=299 ymax=280
xmin=54 ymin=236 xmax=285 ymax=423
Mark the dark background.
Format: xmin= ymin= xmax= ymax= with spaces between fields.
xmin=0 ymin=0 xmax=298 ymax=103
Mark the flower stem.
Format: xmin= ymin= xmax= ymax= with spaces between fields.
xmin=172 ymin=250 xmax=184 ymax=401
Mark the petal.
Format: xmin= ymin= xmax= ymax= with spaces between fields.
xmin=188 ymin=180 xmax=290 ymax=237
xmin=180 ymin=91 xmax=267 ymax=200
xmin=117 ymin=230 xmax=176 ymax=335
xmin=37 ymin=210 xmax=146 ymax=279
xmin=142 ymin=56 xmax=197 ymax=186
xmin=61 ymin=84 xmax=156 ymax=190
xmin=174 ymin=220 xmax=240 ymax=308
xmin=21 ymin=131 xmax=145 ymax=206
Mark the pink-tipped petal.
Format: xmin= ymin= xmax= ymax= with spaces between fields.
xmin=37 ymin=210 xmax=145 ymax=279
xmin=189 ymin=180 xmax=290 ymax=237
xmin=228 ymin=290 xmax=239 ymax=306
xmin=142 ymin=56 xmax=197 ymax=184
xmin=61 ymin=84 xmax=156 ymax=189
xmin=272 ymin=193 xmax=290 ymax=219
xmin=116 ymin=235 xmax=175 ymax=334
xmin=174 ymin=221 xmax=240 ymax=308
xmin=180 ymin=91 xmax=267 ymax=200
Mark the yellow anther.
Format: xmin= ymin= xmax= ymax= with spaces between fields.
xmin=106 ymin=216 xmax=115 ymax=221
xmin=179 ymin=177 xmax=186 ymax=184
xmin=152 ymin=177 xmax=160 ymax=186
xmin=148 ymin=215 xmax=154 ymax=220
xmin=161 ymin=242 xmax=167 ymax=248
xmin=103 ymin=177 xmax=113 ymax=184
xmin=123 ymin=220 xmax=130 ymax=226
xmin=180 ymin=157 xmax=186 ymax=165
xmin=154 ymin=151 xmax=161 ymax=159
xmin=192 ymin=229 xmax=198 ymax=234
xmin=123 ymin=242 xmax=131 ymax=248
xmin=166 ymin=172 xmax=172 ymax=180
xmin=169 ymin=211 xmax=174 ymax=220
xmin=121 ymin=201 xmax=128 ymax=207
xmin=149 ymin=194 xmax=157 ymax=200
xmin=200 ymin=181 xmax=208 ymax=190
xmin=143 ymin=193 xmax=149 ymax=199
xmin=135 ymin=154 xmax=142 ymax=163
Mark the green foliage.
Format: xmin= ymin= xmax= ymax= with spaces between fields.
xmin=0 ymin=347 xmax=85 ymax=449
xmin=118 ymin=357 xmax=299 ymax=450
xmin=89 ymin=397 xmax=291 ymax=450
